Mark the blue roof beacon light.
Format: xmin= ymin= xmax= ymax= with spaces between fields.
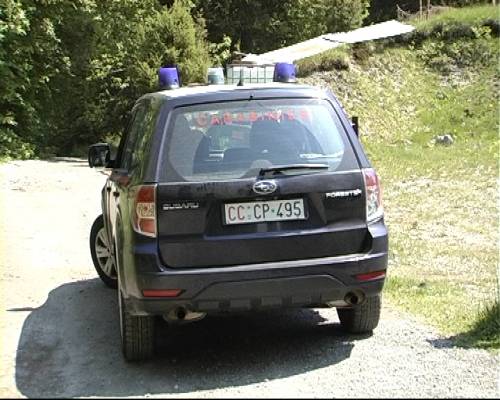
xmin=273 ymin=62 xmax=297 ymax=83
xmin=207 ymin=67 xmax=225 ymax=85
xmin=158 ymin=66 xmax=181 ymax=90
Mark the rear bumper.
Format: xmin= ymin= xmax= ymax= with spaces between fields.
xmin=122 ymin=220 xmax=388 ymax=316
xmin=124 ymin=250 xmax=387 ymax=316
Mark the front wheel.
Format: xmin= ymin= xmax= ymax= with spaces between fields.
xmin=337 ymin=294 xmax=381 ymax=334
xmin=90 ymin=215 xmax=117 ymax=288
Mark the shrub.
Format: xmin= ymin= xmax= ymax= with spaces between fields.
xmin=0 ymin=128 xmax=36 ymax=160
xmin=483 ymin=18 xmax=500 ymax=36
xmin=296 ymin=48 xmax=350 ymax=77
xmin=416 ymin=25 xmax=494 ymax=72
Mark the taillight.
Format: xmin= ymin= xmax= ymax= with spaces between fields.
xmin=362 ymin=168 xmax=383 ymax=223
xmin=355 ymin=270 xmax=386 ymax=282
xmin=132 ymin=184 xmax=157 ymax=237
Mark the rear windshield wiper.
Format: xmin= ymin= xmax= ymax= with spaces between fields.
xmin=258 ymin=164 xmax=329 ymax=177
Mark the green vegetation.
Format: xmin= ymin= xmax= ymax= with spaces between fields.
xmin=413 ymin=4 xmax=499 ymax=28
xmin=196 ymin=0 xmax=369 ymax=53
xmin=301 ymin=4 xmax=499 ymax=349
xmin=297 ymin=48 xmax=351 ymax=77
xmin=455 ymin=301 xmax=500 ymax=349
xmin=368 ymin=0 xmax=491 ymax=23
xmin=1 ymin=0 xmax=371 ymax=159
xmin=0 ymin=0 xmax=212 ymax=158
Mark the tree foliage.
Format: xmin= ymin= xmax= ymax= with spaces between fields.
xmin=83 ymin=0 xmax=210 ymax=152
xmin=1 ymin=0 xmax=371 ymax=158
xmin=0 ymin=0 xmax=210 ymax=158
xmin=195 ymin=0 xmax=369 ymax=53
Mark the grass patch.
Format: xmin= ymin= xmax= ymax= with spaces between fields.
xmin=296 ymin=47 xmax=351 ymax=77
xmin=300 ymin=5 xmax=499 ymax=349
xmin=455 ymin=301 xmax=500 ymax=349
xmin=413 ymin=5 xmax=499 ymax=30
xmin=376 ymin=141 xmax=498 ymax=349
xmin=385 ymin=276 xmax=475 ymax=334
xmin=386 ymin=277 xmax=499 ymax=350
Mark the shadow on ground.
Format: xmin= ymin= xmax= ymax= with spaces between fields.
xmin=14 ymin=278 xmax=361 ymax=397
xmin=427 ymin=301 xmax=500 ymax=351
xmin=46 ymin=157 xmax=89 ymax=166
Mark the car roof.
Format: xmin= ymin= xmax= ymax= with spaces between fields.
xmin=141 ymin=83 xmax=328 ymax=102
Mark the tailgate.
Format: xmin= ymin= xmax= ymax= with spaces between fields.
xmin=156 ymin=171 xmax=368 ymax=268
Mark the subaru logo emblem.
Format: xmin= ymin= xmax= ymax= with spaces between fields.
xmin=253 ymin=180 xmax=277 ymax=195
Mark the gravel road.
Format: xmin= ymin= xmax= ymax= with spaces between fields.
xmin=0 ymin=159 xmax=498 ymax=398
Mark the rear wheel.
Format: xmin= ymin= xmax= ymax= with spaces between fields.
xmin=118 ymin=286 xmax=155 ymax=361
xmin=337 ymin=294 xmax=381 ymax=334
xmin=90 ymin=215 xmax=117 ymax=288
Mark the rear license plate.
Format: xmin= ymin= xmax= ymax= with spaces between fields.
xmin=224 ymin=199 xmax=306 ymax=225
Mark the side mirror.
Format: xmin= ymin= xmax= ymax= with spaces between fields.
xmin=351 ymin=116 xmax=359 ymax=137
xmin=88 ymin=143 xmax=111 ymax=168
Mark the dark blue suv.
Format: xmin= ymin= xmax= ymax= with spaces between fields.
xmin=88 ymin=83 xmax=388 ymax=361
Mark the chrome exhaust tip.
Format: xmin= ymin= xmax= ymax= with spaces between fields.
xmin=163 ymin=307 xmax=206 ymax=324
xmin=176 ymin=307 xmax=186 ymax=320
xmin=344 ymin=291 xmax=366 ymax=306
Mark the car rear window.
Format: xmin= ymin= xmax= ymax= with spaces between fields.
xmin=161 ymin=98 xmax=358 ymax=182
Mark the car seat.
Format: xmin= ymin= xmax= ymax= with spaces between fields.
xmin=169 ymin=115 xmax=206 ymax=177
xmin=221 ymin=147 xmax=254 ymax=170
xmin=249 ymin=119 xmax=301 ymax=164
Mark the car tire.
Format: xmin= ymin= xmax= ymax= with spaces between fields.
xmin=90 ymin=215 xmax=118 ymax=288
xmin=337 ymin=294 xmax=381 ymax=334
xmin=119 ymin=287 xmax=155 ymax=361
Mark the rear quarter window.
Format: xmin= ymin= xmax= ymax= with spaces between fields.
xmin=160 ymin=98 xmax=358 ymax=182
xmin=118 ymin=98 xmax=162 ymax=180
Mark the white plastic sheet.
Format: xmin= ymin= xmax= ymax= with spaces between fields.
xmin=241 ymin=20 xmax=415 ymax=64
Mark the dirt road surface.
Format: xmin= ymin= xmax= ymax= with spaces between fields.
xmin=0 ymin=159 xmax=498 ymax=398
